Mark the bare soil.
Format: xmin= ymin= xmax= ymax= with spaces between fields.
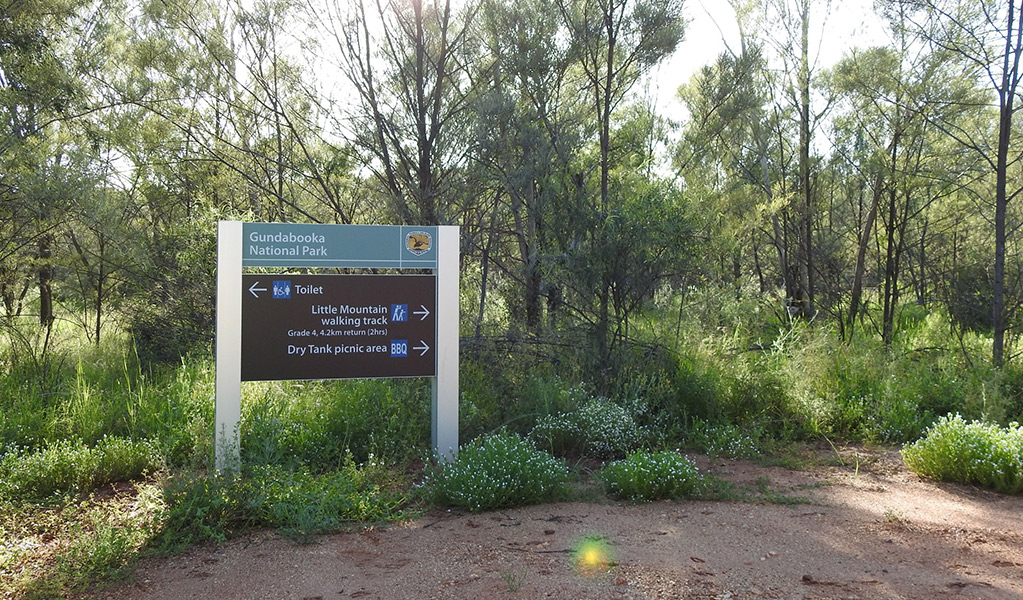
xmin=92 ymin=447 xmax=1023 ymax=600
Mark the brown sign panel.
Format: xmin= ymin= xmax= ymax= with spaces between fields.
xmin=241 ymin=274 xmax=436 ymax=381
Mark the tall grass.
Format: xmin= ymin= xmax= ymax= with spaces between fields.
xmin=1 ymin=322 xmax=432 ymax=470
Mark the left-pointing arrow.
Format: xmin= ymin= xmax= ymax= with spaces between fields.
xmin=413 ymin=341 xmax=430 ymax=356
xmin=248 ymin=281 xmax=268 ymax=298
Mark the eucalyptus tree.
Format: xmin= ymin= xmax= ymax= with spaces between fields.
xmin=826 ymin=2 xmax=988 ymax=345
xmin=128 ymin=0 xmax=342 ymax=223
xmin=471 ymin=0 xmax=582 ymax=333
xmin=756 ymin=0 xmax=833 ymax=318
xmin=675 ymin=38 xmax=790 ymax=296
xmin=0 ymin=0 xmax=114 ymax=331
xmin=884 ymin=0 xmax=1023 ymax=365
xmin=553 ymin=0 xmax=686 ymax=378
xmin=320 ymin=0 xmax=483 ymax=226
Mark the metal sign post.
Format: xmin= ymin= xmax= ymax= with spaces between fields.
xmin=215 ymin=221 xmax=459 ymax=470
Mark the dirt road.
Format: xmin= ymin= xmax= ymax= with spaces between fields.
xmin=93 ymin=448 xmax=1023 ymax=599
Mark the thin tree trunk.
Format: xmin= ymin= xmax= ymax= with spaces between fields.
xmin=993 ymin=0 xmax=1022 ymax=366
xmin=37 ymin=236 xmax=54 ymax=328
xmin=849 ymin=169 xmax=883 ymax=336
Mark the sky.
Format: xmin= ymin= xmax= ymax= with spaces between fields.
xmin=650 ymin=0 xmax=892 ymax=118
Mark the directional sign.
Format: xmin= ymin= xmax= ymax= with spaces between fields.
xmin=241 ymin=274 xmax=436 ymax=381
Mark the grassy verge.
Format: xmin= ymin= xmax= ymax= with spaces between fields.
xmin=3 ymin=304 xmax=1023 ymax=597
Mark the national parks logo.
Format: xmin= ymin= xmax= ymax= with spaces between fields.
xmin=405 ymin=231 xmax=432 ymax=256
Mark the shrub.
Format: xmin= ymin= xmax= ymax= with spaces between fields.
xmin=600 ymin=450 xmax=704 ymax=501
xmin=684 ymin=420 xmax=760 ymax=459
xmin=424 ymin=432 xmax=568 ymax=512
xmin=257 ymin=459 xmax=412 ymax=543
xmin=155 ymin=459 xmax=412 ymax=550
xmin=0 ymin=437 xmax=161 ymax=501
xmin=902 ymin=414 xmax=1023 ymax=494
xmin=530 ymin=397 xmax=645 ymax=459
xmin=154 ymin=471 xmax=259 ymax=551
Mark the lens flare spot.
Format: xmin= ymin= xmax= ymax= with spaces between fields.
xmin=573 ymin=536 xmax=614 ymax=573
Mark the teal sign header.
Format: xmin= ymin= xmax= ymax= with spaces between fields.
xmin=242 ymin=223 xmax=438 ymax=268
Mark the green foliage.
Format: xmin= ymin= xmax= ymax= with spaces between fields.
xmin=458 ymin=356 xmax=507 ymax=441
xmin=52 ymin=501 xmax=156 ymax=587
xmin=902 ymin=414 xmax=1023 ymax=494
xmin=423 ymin=432 xmax=568 ymax=513
xmin=997 ymin=362 xmax=1023 ymax=423
xmin=530 ymin=397 xmax=646 ymax=459
xmin=457 ymin=347 xmax=589 ymax=441
xmin=0 ymin=331 xmax=215 ymax=467
xmin=126 ymin=216 xmax=217 ymax=365
xmin=668 ymin=358 xmax=723 ymax=424
xmin=1 ymin=482 xmax=166 ymax=599
xmin=684 ymin=420 xmax=761 ymax=459
xmin=0 ymin=437 xmax=161 ymax=502
xmin=154 ymin=459 xmax=411 ymax=551
xmin=152 ymin=471 xmax=258 ymax=551
xmin=258 ymin=459 xmax=411 ymax=543
xmin=240 ymin=378 xmax=430 ymax=469
xmin=600 ymin=450 xmax=704 ymax=501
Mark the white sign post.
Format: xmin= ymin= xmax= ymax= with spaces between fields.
xmin=215 ymin=221 xmax=243 ymax=471
xmin=214 ymin=221 xmax=459 ymax=471
xmin=432 ymin=226 xmax=459 ymax=460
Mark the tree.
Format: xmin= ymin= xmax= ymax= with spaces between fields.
xmin=759 ymin=0 xmax=833 ymax=317
xmin=0 ymin=0 xmax=107 ymax=332
xmin=471 ymin=0 xmax=582 ymax=333
xmin=322 ymin=0 xmax=481 ymax=225
xmin=555 ymin=0 xmax=685 ymax=379
xmin=887 ymin=0 xmax=1023 ymax=365
xmin=675 ymin=39 xmax=786 ymax=296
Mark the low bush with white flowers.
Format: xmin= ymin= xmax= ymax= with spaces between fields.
xmin=599 ymin=450 xmax=705 ymax=501
xmin=902 ymin=414 xmax=1023 ymax=494
xmin=422 ymin=432 xmax=569 ymax=512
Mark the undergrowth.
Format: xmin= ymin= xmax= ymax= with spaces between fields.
xmin=902 ymin=414 xmax=1023 ymax=494
xmin=4 ymin=298 xmax=1023 ymax=597
xmin=421 ymin=432 xmax=569 ymax=512
xmin=600 ymin=450 xmax=705 ymax=501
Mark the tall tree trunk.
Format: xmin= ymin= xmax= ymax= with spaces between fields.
xmin=848 ymin=168 xmax=884 ymax=336
xmin=882 ymin=183 xmax=899 ymax=347
xmin=37 ymin=236 xmax=54 ymax=328
xmin=796 ymin=0 xmax=814 ymax=318
xmin=993 ymin=0 xmax=1022 ymax=366
xmin=94 ymin=234 xmax=105 ymax=345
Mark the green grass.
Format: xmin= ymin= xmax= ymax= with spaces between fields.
xmin=0 ymin=437 xmax=162 ymax=502
xmin=0 ymin=481 xmax=165 ymax=600
xmin=154 ymin=459 xmax=414 ymax=552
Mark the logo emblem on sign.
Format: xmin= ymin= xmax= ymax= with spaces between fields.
xmin=405 ymin=231 xmax=432 ymax=256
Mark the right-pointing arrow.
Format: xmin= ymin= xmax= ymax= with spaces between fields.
xmin=413 ymin=341 xmax=430 ymax=356
xmin=248 ymin=281 xmax=268 ymax=298
xmin=413 ymin=305 xmax=430 ymax=320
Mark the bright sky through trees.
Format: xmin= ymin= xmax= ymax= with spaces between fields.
xmin=650 ymin=0 xmax=891 ymax=116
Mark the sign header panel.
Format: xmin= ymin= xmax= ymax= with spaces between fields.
xmin=242 ymin=223 xmax=438 ymax=269
xmin=241 ymin=274 xmax=436 ymax=381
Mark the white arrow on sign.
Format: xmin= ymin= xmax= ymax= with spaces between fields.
xmin=248 ymin=281 xmax=268 ymax=298
xmin=413 ymin=341 xmax=430 ymax=356
xmin=413 ymin=305 xmax=431 ymax=321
